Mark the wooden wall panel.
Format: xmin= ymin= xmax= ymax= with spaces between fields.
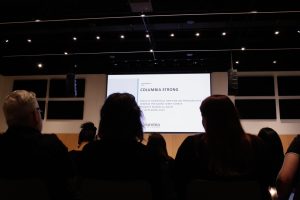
xmin=57 ymin=133 xmax=297 ymax=158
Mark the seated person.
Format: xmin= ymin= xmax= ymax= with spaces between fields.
xmin=0 ymin=90 xmax=73 ymax=200
xmin=147 ymin=133 xmax=174 ymax=164
xmin=79 ymin=93 xmax=161 ymax=199
xmin=277 ymin=135 xmax=300 ymax=200
xmin=77 ymin=122 xmax=97 ymax=149
xmin=258 ymin=127 xmax=284 ymax=187
xmin=175 ymin=95 xmax=270 ymax=200
xmin=69 ymin=122 xmax=97 ymax=173
xmin=146 ymin=133 xmax=176 ymax=200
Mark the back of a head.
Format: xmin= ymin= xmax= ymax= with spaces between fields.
xmin=200 ymin=95 xmax=245 ymax=140
xmin=147 ymin=133 xmax=166 ymax=148
xmin=258 ymin=127 xmax=284 ymax=186
xmin=200 ymin=95 xmax=252 ymax=176
xmin=258 ymin=127 xmax=281 ymax=143
xmin=258 ymin=127 xmax=284 ymax=156
xmin=147 ymin=133 xmax=169 ymax=159
xmin=98 ymin=93 xmax=143 ymax=141
xmin=78 ymin=122 xmax=97 ymax=146
xmin=3 ymin=90 xmax=39 ymax=129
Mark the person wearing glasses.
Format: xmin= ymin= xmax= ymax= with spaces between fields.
xmin=0 ymin=90 xmax=74 ymax=200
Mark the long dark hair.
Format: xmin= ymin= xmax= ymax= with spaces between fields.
xmin=200 ymin=95 xmax=251 ymax=176
xmin=98 ymin=93 xmax=144 ymax=142
xmin=147 ymin=133 xmax=170 ymax=162
xmin=258 ymin=127 xmax=284 ymax=186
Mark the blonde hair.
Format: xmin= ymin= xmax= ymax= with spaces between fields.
xmin=3 ymin=90 xmax=37 ymax=127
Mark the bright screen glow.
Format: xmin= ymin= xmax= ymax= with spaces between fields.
xmin=107 ymin=74 xmax=211 ymax=133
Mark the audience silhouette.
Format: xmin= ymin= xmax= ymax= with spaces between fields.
xmin=258 ymin=127 xmax=284 ymax=187
xmin=69 ymin=122 xmax=97 ymax=173
xmin=1 ymin=91 xmax=285 ymax=200
xmin=147 ymin=133 xmax=174 ymax=164
xmin=79 ymin=93 xmax=162 ymax=199
xmin=175 ymin=95 xmax=270 ymax=200
xmin=147 ymin=133 xmax=176 ymax=200
xmin=77 ymin=122 xmax=97 ymax=148
xmin=0 ymin=90 xmax=74 ymax=200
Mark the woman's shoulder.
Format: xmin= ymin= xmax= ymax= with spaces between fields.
xmin=287 ymin=135 xmax=300 ymax=154
xmin=184 ymin=133 xmax=206 ymax=143
xmin=176 ymin=134 xmax=206 ymax=157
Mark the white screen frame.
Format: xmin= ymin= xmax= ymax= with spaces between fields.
xmin=106 ymin=73 xmax=211 ymax=133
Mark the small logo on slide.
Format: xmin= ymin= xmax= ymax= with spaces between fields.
xmin=145 ymin=123 xmax=160 ymax=128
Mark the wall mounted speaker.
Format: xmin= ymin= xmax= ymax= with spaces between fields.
xmin=228 ymin=69 xmax=238 ymax=96
xmin=66 ymin=73 xmax=77 ymax=97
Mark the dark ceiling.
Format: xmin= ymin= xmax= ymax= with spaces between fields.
xmin=0 ymin=0 xmax=300 ymax=75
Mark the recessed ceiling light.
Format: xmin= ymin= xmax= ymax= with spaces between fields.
xmin=145 ymin=34 xmax=150 ymax=38
xmin=222 ymin=32 xmax=227 ymax=36
xmin=5 ymin=39 xmax=9 ymax=43
xmin=37 ymin=63 xmax=43 ymax=68
xmin=235 ymin=60 xmax=239 ymax=64
xmin=170 ymin=33 xmax=175 ymax=37
xmin=274 ymin=31 xmax=280 ymax=35
xmin=120 ymin=35 xmax=125 ymax=39
xmin=195 ymin=32 xmax=200 ymax=37
xmin=96 ymin=36 xmax=100 ymax=40
xmin=297 ymin=30 xmax=300 ymax=34
xmin=64 ymin=52 xmax=68 ymax=55
xmin=241 ymin=47 xmax=246 ymax=51
xmin=273 ymin=60 xmax=277 ymax=64
xmin=73 ymin=37 xmax=77 ymax=41
xmin=27 ymin=39 xmax=32 ymax=43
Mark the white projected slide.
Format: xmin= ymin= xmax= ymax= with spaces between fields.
xmin=107 ymin=74 xmax=211 ymax=133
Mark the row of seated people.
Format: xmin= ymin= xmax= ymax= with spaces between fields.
xmin=0 ymin=90 xmax=298 ymax=200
